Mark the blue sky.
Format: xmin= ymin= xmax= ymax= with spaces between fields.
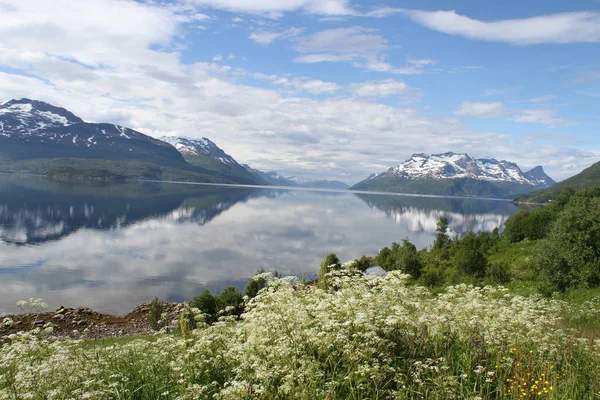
xmin=0 ymin=0 xmax=599 ymax=183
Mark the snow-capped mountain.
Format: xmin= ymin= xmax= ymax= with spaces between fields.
xmin=0 ymin=98 xmax=264 ymax=184
xmin=159 ymin=136 xmax=239 ymax=166
xmin=352 ymin=152 xmax=555 ymax=199
xmin=159 ymin=136 xmax=259 ymax=183
xmin=0 ymin=98 xmax=185 ymax=166
xmin=373 ymin=152 xmax=553 ymax=185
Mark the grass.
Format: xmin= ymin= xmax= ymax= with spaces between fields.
xmin=2 ymin=272 xmax=600 ymax=399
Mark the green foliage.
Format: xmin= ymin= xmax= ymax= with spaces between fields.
xmin=535 ymin=194 xmax=600 ymax=292
xmin=244 ymin=270 xmax=268 ymax=299
xmin=377 ymin=239 xmax=423 ymax=278
xmin=432 ymin=217 xmax=451 ymax=253
xmin=148 ymin=297 xmax=164 ymax=331
xmin=192 ymin=286 xmax=244 ymax=324
xmin=452 ymin=232 xmax=488 ymax=277
xmin=218 ymin=286 xmax=244 ymax=316
xmin=486 ymin=262 xmax=512 ymax=284
xmin=503 ymin=207 xmax=554 ymax=242
xmin=516 ymin=159 xmax=600 ymax=203
xmin=319 ymin=253 xmax=341 ymax=289
xmin=192 ymin=290 xmax=219 ymax=324
xmin=354 ymin=255 xmax=373 ymax=272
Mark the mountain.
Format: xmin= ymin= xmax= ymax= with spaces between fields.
xmin=351 ymin=152 xmax=554 ymax=199
xmin=301 ymin=180 xmax=349 ymax=190
xmin=516 ymin=160 xmax=600 ymax=203
xmin=0 ymin=98 xmax=259 ymax=184
xmin=241 ymin=166 xmax=349 ymax=189
xmin=242 ymin=166 xmax=297 ymax=186
xmin=159 ymin=136 xmax=258 ymax=184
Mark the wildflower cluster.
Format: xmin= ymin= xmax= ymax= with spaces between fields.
xmin=1 ymin=271 xmax=599 ymax=399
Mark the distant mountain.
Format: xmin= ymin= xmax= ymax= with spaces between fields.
xmin=241 ymin=166 xmax=349 ymax=189
xmin=0 ymin=98 xmax=260 ymax=184
xmin=159 ymin=136 xmax=258 ymax=184
xmin=516 ymin=160 xmax=600 ymax=203
xmin=242 ymin=166 xmax=298 ymax=186
xmin=301 ymin=180 xmax=349 ymax=190
xmin=351 ymin=152 xmax=555 ymax=199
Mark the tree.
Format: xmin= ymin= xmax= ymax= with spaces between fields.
xmin=377 ymin=246 xmax=394 ymax=271
xmin=218 ymin=286 xmax=244 ymax=316
xmin=354 ymin=256 xmax=373 ymax=272
xmin=433 ymin=217 xmax=451 ymax=252
xmin=390 ymin=239 xmax=423 ymax=278
xmin=192 ymin=290 xmax=218 ymax=323
xmin=536 ymin=195 xmax=600 ymax=292
xmin=319 ymin=253 xmax=341 ymax=290
xmin=452 ymin=232 xmax=488 ymax=277
xmin=245 ymin=269 xmax=268 ymax=299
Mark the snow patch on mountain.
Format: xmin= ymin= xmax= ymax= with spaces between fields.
xmin=371 ymin=152 xmax=553 ymax=187
xmin=159 ymin=136 xmax=238 ymax=166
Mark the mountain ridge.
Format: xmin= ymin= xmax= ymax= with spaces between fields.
xmin=0 ymin=98 xmax=261 ymax=184
xmin=516 ymin=160 xmax=600 ymax=203
xmin=352 ymin=152 xmax=554 ymax=199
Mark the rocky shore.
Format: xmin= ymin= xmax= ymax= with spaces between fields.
xmin=1 ymin=302 xmax=184 ymax=339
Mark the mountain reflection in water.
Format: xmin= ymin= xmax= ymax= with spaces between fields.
xmin=0 ymin=176 xmax=520 ymax=315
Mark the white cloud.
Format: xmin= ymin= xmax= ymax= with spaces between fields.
xmin=0 ymin=0 xmax=179 ymax=68
xmin=231 ymin=17 xmax=244 ymax=22
xmin=349 ymin=79 xmax=409 ymax=97
xmin=0 ymin=0 xmax=593 ymax=183
xmin=292 ymin=27 xmax=433 ymax=75
xmin=403 ymin=10 xmax=600 ymax=45
xmin=212 ymin=54 xmax=223 ymax=61
xmin=188 ymin=0 xmax=355 ymax=17
xmin=293 ymin=26 xmax=387 ymax=60
xmin=248 ymin=27 xmax=303 ymax=45
xmin=455 ymin=102 xmax=506 ymax=118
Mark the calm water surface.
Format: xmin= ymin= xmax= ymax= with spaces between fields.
xmin=0 ymin=175 xmax=520 ymax=315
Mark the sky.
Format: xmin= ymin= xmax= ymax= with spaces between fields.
xmin=0 ymin=0 xmax=599 ymax=184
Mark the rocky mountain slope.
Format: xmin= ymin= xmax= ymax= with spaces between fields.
xmin=159 ymin=136 xmax=258 ymax=183
xmin=0 ymin=98 xmax=259 ymax=184
xmin=516 ymin=160 xmax=600 ymax=203
xmin=352 ymin=152 xmax=555 ymax=199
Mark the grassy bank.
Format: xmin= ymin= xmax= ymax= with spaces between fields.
xmin=2 ymin=271 xmax=600 ymax=399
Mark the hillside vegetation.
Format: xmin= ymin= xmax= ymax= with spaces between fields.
xmin=516 ymin=161 xmax=600 ymax=203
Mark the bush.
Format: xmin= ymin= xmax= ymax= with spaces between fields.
xmin=486 ymin=262 xmax=512 ymax=284
xmin=245 ymin=272 xmax=268 ymax=299
xmin=192 ymin=290 xmax=218 ymax=323
xmin=535 ymin=194 xmax=600 ymax=291
xmin=319 ymin=253 xmax=341 ymax=289
xmin=452 ymin=232 xmax=488 ymax=277
xmin=148 ymin=297 xmax=164 ymax=331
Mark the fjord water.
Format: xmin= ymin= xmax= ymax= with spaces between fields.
xmin=0 ymin=175 xmax=520 ymax=315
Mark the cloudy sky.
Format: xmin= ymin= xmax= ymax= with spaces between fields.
xmin=0 ymin=0 xmax=599 ymax=183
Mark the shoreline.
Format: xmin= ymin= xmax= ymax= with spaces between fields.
xmin=1 ymin=302 xmax=184 ymax=339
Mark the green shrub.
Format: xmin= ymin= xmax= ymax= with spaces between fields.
xmin=148 ymin=297 xmax=164 ymax=331
xmin=486 ymin=262 xmax=512 ymax=284
xmin=319 ymin=253 xmax=341 ymax=289
xmin=452 ymin=232 xmax=488 ymax=277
